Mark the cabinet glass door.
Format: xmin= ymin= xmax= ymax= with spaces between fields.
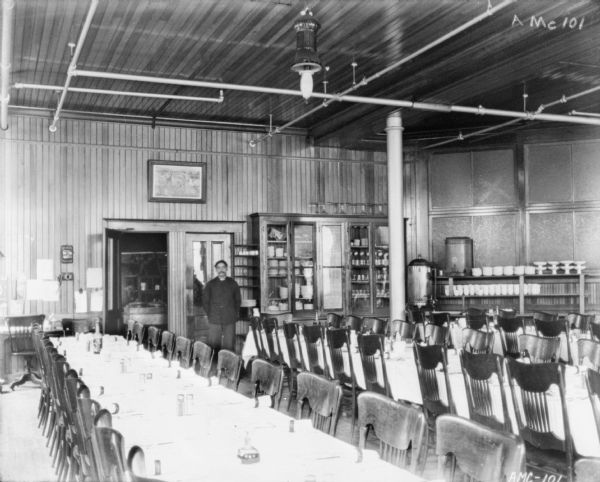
xmin=320 ymin=224 xmax=344 ymax=312
xmin=292 ymin=224 xmax=316 ymax=314
xmin=373 ymin=225 xmax=390 ymax=312
xmin=265 ymin=223 xmax=290 ymax=314
xmin=349 ymin=224 xmax=371 ymax=313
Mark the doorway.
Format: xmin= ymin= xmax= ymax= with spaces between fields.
xmin=185 ymin=233 xmax=232 ymax=341
xmin=105 ymin=230 xmax=168 ymax=334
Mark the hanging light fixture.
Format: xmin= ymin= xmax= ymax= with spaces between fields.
xmin=291 ymin=8 xmax=322 ymax=100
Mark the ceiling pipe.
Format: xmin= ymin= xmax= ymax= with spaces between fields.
xmin=570 ymin=110 xmax=600 ymax=119
xmin=48 ymin=0 xmax=98 ymax=132
xmin=1 ymin=0 xmax=15 ymax=130
xmin=72 ymin=69 xmax=600 ymax=127
xmin=248 ymin=0 xmax=517 ymax=147
xmin=14 ymin=83 xmax=224 ymax=103
xmin=424 ymin=84 xmax=600 ymax=149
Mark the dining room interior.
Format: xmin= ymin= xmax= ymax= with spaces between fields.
xmin=2 ymin=0 xmax=600 ymax=481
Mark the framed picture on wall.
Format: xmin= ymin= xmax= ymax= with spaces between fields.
xmin=148 ymin=160 xmax=207 ymax=203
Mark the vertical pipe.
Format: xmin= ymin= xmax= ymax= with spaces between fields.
xmin=0 ymin=0 xmax=15 ymax=130
xmin=386 ymin=111 xmax=405 ymax=320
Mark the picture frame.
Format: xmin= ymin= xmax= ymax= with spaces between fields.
xmin=148 ymin=160 xmax=207 ymax=203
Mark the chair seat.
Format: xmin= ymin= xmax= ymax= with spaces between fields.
xmin=524 ymin=442 xmax=572 ymax=476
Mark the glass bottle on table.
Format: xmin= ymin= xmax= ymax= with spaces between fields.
xmin=93 ymin=318 xmax=103 ymax=354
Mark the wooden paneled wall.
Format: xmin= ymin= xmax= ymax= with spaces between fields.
xmin=0 ymin=114 xmax=402 ymax=324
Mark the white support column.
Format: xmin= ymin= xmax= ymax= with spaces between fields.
xmin=386 ymin=111 xmax=405 ymax=320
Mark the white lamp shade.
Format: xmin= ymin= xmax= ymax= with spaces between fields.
xmin=299 ymin=71 xmax=313 ymax=100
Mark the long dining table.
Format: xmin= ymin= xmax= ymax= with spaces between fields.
xmin=54 ymin=333 xmax=425 ymax=482
xmin=241 ymin=327 xmax=600 ymax=458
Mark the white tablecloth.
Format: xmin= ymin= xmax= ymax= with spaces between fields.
xmin=56 ymin=334 xmax=424 ymax=482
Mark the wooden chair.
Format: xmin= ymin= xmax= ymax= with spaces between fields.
xmin=431 ymin=312 xmax=450 ymax=327
xmin=295 ymin=372 xmax=343 ymax=436
xmin=406 ymin=307 xmax=425 ymax=324
xmin=497 ymin=315 xmax=525 ymax=358
xmin=568 ymin=313 xmax=595 ymax=338
xmin=395 ymin=320 xmax=416 ymax=342
xmin=518 ymin=334 xmax=561 ymax=363
xmin=413 ymin=343 xmax=455 ymax=438
xmin=159 ymin=330 xmax=175 ymax=365
xmin=459 ymin=350 xmax=512 ymax=432
xmin=436 ymin=414 xmax=525 ymax=482
xmin=505 ymin=359 xmax=574 ymax=482
xmin=281 ymin=322 xmax=303 ymax=410
xmin=132 ymin=321 xmax=145 ymax=347
xmin=357 ymin=391 xmax=427 ymax=475
xmin=533 ymin=311 xmax=559 ymax=322
xmin=75 ymin=397 xmax=102 ymax=481
xmin=127 ymin=445 xmax=167 ymax=482
xmin=326 ymin=312 xmax=343 ymax=329
xmin=357 ymin=333 xmax=390 ymax=397
xmin=251 ymin=358 xmax=284 ymax=409
xmin=461 ymin=327 xmax=494 ymax=354
xmin=91 ymin=427 xmax=127 ymax=482
xmin=249 ymin=316 xmax=267 ymax=359
xmin=146 ymin=326 xmax=161 ymax=355
xmin=361 ymin=317 xmax=386 ymax=335
xmin=301 ymin=324 xmax=328 ymax=376
xmin=343 ymin=314 xmax=363 ymax=332
xmin=578 ymin=339 xmax=600 ymax=370
xmin=534 ymin=317 xmax=572 ymax=364
xmin=191 ymin=340 xmax=213 ymax=378
xmin=326 ymin=327 xmax=359 ymax=437
xmin=261 ymin=318 xmax=281 ymax=364
xmin=425 ymin=324 xmax=449 ymax=346
xmin=174 ymin=336 xmax=192 ymax=369
xmin=575 ymin=458 xmax=600 ymax=482
xmin=466 ymin=307 xmax=489 ymax=331
xmin=591 ymin=323 xmax=600 ymax=343
xmin=5 ymin=314 xmax=45 ymax=390
xmin=585 ymin=368 xmax=600 ymax=444
xmin=216 ymin=349 xmax=242 ymax=390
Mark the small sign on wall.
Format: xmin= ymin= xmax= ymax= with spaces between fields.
xmin=61 ymin=245 xmax=74 ymax=264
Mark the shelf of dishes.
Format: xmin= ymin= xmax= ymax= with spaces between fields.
xmin=466 ymin=261 xmax=586 ymax=277
xmin=439 ymin=283 xmax=581 ymax=297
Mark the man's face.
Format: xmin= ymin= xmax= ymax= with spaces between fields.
xmin=216 ymin=263 xmax=227 ymax=278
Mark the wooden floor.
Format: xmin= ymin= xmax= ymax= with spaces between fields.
xmin=0 ymin=372 xmax=442 ymax=482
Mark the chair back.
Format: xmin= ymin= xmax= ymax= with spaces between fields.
xmin=251 ymin=358 xmax=284 ymax=409
xmin=6 ymin=315 xmax=45 ymax=354
xmin=578 ymin=339 xmax=600 ymax=370
xmin=175 ymin=336 xmax=192 ymax=368
xmin=302 ymin=324 xmax=327 ymax=375
xmin=406 ymin=307 xmax=425 ymax=324
xmin=249 ymin=316 xmax=267 ymax=359
xmin=586 ymin=368 xmax=600 ymax=445
xmin=462 ymin=328 xmax=494 ymax=354
xmin=466 ymin=308 xmax=488 ymax=331
xmin=132 ymin=322 xmax=145 ymax=347
xmin=396 ymin=320 xmax=416 ymax=342
xmin=160 ymin=330 xmax=175 ymax=363
xmin=357 ymin=391 xmax=427 ymax=475
xmin=413 ymin=342 xmax=455 ymax=425
xmin=568 ymin=313 xmax=595 ymax=337
xmin=425 ymin=324 xmax=449 ymax=346
xmin=533 ymin=311 xmax=559 ymax=323
xmin=361 ymin=317 xmax=386 ymax=335
xmin=261 ymin=318 xmax=281 ymax=363
xmin=216 ymin=349 xmax=242 ymax=390
xmin=92 ymin=427 xmax=127 ymax=482
xmin=431 ymin=312 xmax=450 ymax=327
xmin=126 ymin=319 xmax=135 ymax=341
xmin=592 ymin=323 xmax=600 ymax=342
xmin=147 ymin=326 xmax=161 ymax=354
xmin=295 ymin=372 xmax=343 ymax=435
xmin=497 ymin=315 xmax=524 ymax=358
xmin=436 ymin=415 xmax=525 ymax=482
xmin=326 ymin=328 xmax=354 ymax=387
xmin=357 ymin=334 xmax=390 ymax=397
xmin=282 ymin=322 xmax=304 ymax=370
xmin=459 ymin=350 xmax=512 ymax=432
xmin=518 ymin=334 xmax=561 ymax=363
xmin=326 ymin=312 xmax=343 ymax=329
xmin=344 ymin=314 xmax=363 ymax=332
xmin=191 ymin=340 xmax=213 ymax=378
xmin=505 ymin=359 xmax=573 ymax=468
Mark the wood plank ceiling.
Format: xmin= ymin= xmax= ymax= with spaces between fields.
xmin=8 ymin=0 xmax=600 ymax=150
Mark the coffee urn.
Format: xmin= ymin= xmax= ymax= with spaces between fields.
xmin=407 ymin=255 xmax=433 ymax=308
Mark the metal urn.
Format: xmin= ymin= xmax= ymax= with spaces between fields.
xmin=407 ymin=255 xmax=433 ymax=307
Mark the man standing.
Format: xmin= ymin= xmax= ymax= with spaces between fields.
xmin=202 ymin=260 xmax=241 ymax=353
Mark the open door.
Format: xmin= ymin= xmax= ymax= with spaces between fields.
xmin=104 ymin=229 xmax=122 ymax=334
